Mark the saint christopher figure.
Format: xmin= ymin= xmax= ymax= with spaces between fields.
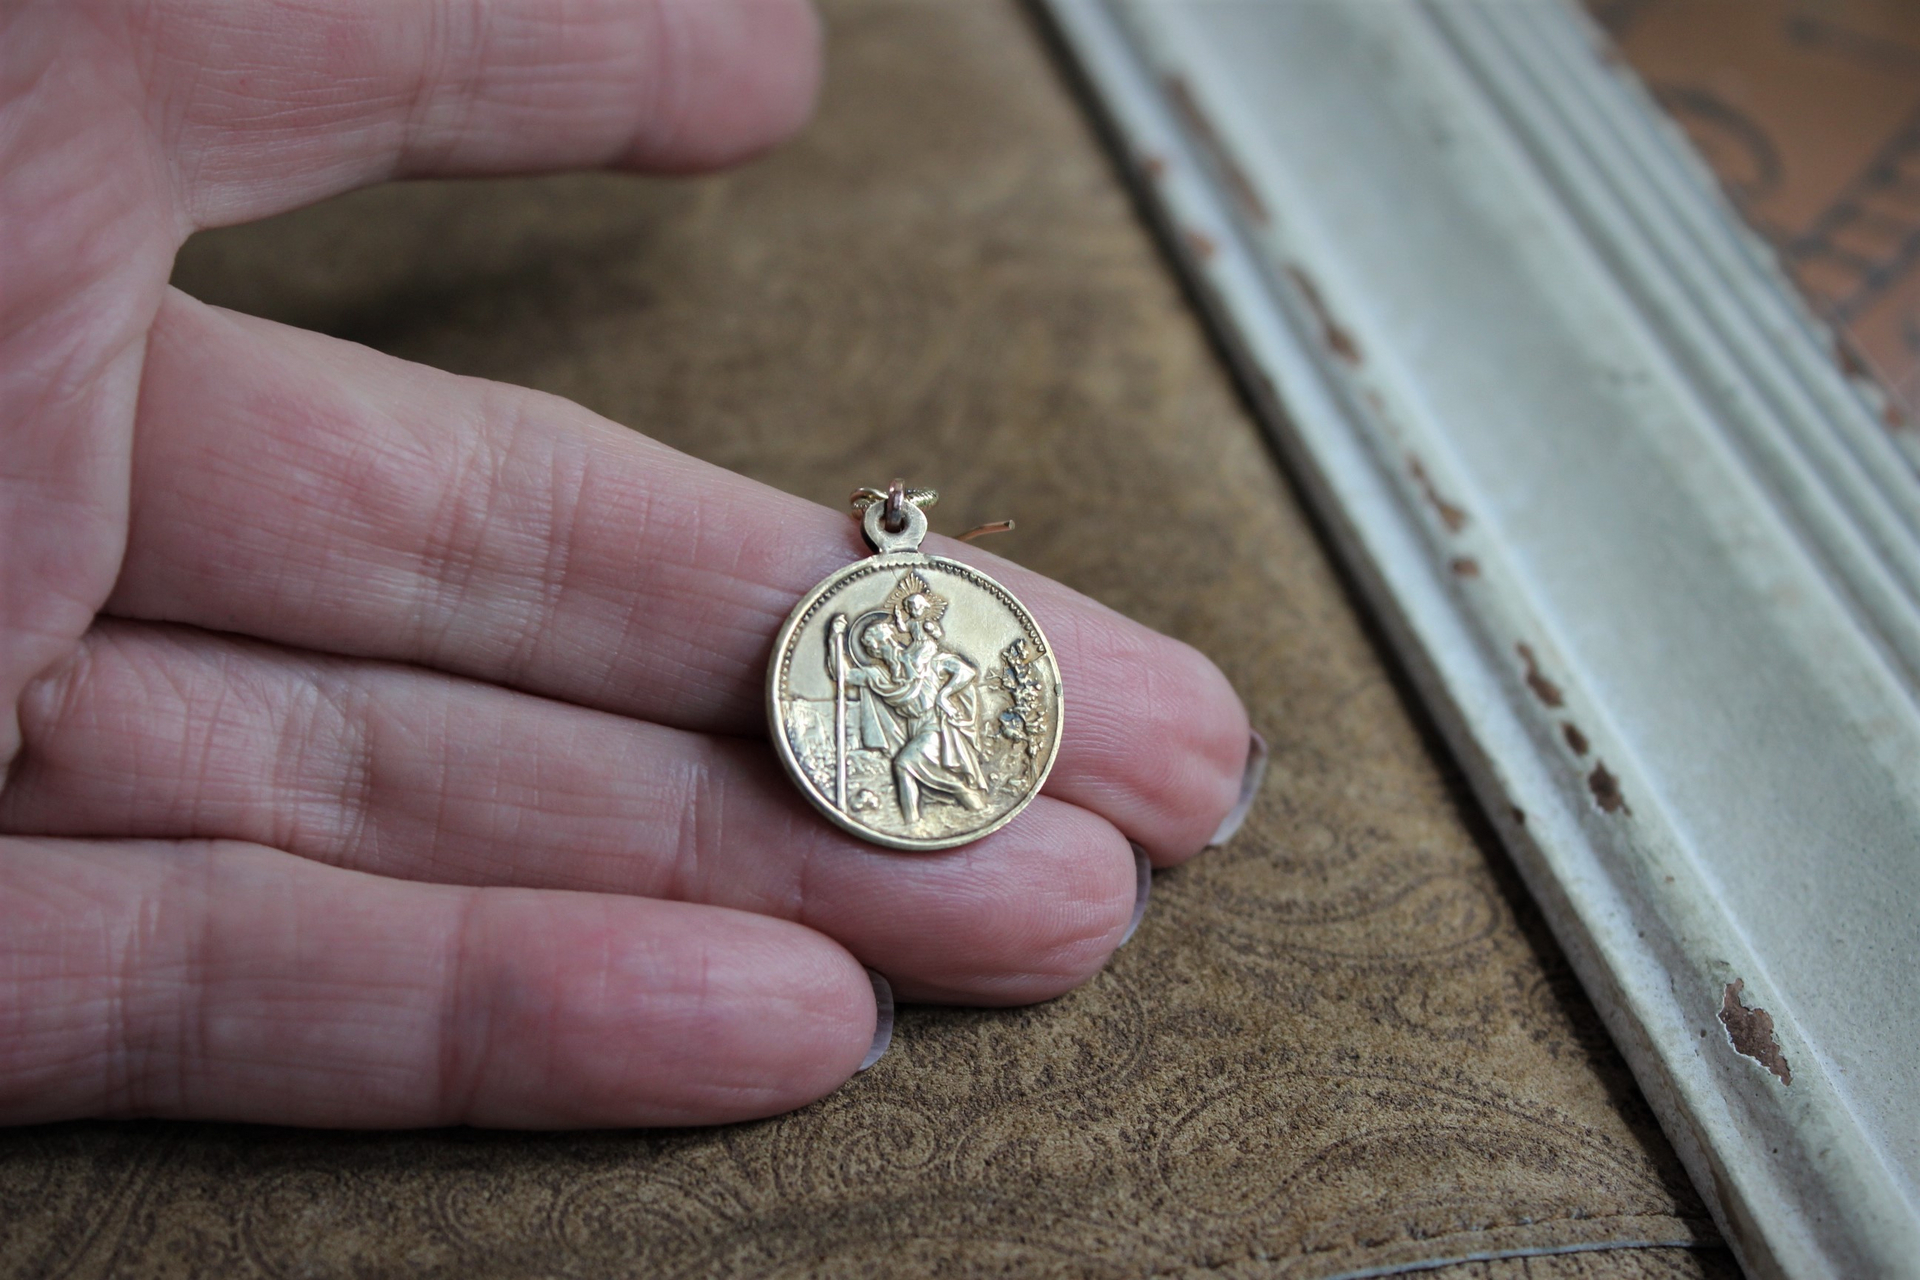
xmin=827 ymin=571 xmax=989 ymax=826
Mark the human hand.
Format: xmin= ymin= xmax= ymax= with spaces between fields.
xmin=0 ymin=0 xmax=1257 ymax=1129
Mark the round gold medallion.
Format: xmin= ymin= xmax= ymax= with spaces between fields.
xmin=767 ymin=489 xmax=1063 ymax=851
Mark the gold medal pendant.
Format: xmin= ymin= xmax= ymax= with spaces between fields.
xmin=767 ymin=483 xmax=1064 ymax=851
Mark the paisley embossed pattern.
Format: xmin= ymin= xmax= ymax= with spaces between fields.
xmin=0 ymin=2 xmax=1731 ymax=1276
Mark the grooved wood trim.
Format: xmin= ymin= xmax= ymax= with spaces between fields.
xmin=1041 ymin=2 xmax=1920 ymax=1276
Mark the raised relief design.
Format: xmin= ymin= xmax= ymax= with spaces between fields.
xmin=769 ymin=491 xmax=1062 ymax=851
xmin=833 ymin=571 xmax=990 ymax=827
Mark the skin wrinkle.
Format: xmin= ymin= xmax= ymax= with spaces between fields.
xmin=136 ymin=341 xmax=391 ymax=621
xmin=273 ymin=653 xmax=350 ymax=856
xmin=777 ymin=774 xmax=824 ymax=933
xmin=541 ymin=443 xmax=675 ymax=711
xmin=151 ymin=0 xmax=811 ymax=226
xmin=508 ymin=397 xmax=594 ymax=690
xmin=306 ymin=438 xmax=473 ymax=636
xmin=168 ymin=847 xmax=225 ymax=1119
xmin=955 ymin=839 xmax=1128 ymax=998
xmin=324 ymin=651 xmax=466 ymax=884
xmin=652 ymin=480 xmax=731 ymax=723
xmin=161 ymin=44 xmax=341 ymax=214
xmin=70 ymin=864 xmax=128 ymax=1116
xmin=10 ymin=14 xmax=160 ymax=255
xmin=631 ymin=0 xmax=690 ymax=168
xmin=17 ymin=852 xmax=127 ymax=1120
xmin=437 ymin=683 xmax=497 ymax=879
xmin=99 ymin=629 xmax=183 ymax=824
xmin=10 ymin=638 xmax=95 ymax=797
xmin=158 ymin=6 xmax=419 ymax=219
xmin=401 ymin=0 xmax=472 ymax=180
xmin=674 ymin=738 xmax=722 ymax=907
xmin=136 ymin=28 xmax=210 ymax=236
xmin=0 ymin=7 xmax=61 ymax=112
xmin=627 ymin=494 xmax=857 ymax=724
xmin=419 ymin=398 xmax=568 ymax=675
xmin=0 ymin=830 xmax=865 ymax=1125
xmin=775 ymin=838 xmax=820 ymax=938
xmin=1087 ymin=626 xmax=1239 ymax=823
xmin=112 ymin=842 xmax=202 ymax=1117
xmin=1111 ymin=657 xmax=1203 ymax=805
xmin=396 ymin=3 xmax=612 ymax=179
xmin=435 ymin=883 xmax=492 ymax=1126
xmin=575 ymin=473 xmax=660 ymax=707
xmin=431 ymin=685 xmax=501 ymax=884
xmin=181 ymin=643 xmax=245 ymax=840
xmin=0 ymin=216 xmax=143 ymax=370
xmin=3 ymin=291 xmax=151 ymax=524
xmin=262 ymin=869 xmax=424 ymax=1118
xmin=412 ymin=401 xmax=519 ymax=666
xmin=311 ymin=662 xmax=383 ymax=871
xmin=185 ymin=330 xmax=358 ymax=593
xmin=461 ymin=412 xmax=791 ymax=725
xmin=441 ymin=12 xmax=643 ymax=166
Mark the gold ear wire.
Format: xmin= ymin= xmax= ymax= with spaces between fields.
xmin=850 ymin=482 xmax=937 ymax=521
xmin=957 ymin=520 xmax=1015 ymax=543
xmin=850 ymin=484 xmax=1005 ymax=542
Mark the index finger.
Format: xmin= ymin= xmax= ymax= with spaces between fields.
xmin=115 ymin=294 xmax=1254 ymax=859
xmin=133 ymin=0 xmax=822 ymax=229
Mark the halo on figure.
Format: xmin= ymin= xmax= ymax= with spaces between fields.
xmin=847 ymin=609 xmax=899 ymax=672
xmin=883 ymin=570 xmax=949 ymax=628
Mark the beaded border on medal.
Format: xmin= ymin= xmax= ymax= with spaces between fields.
xmin=765 ymin=482 xmax=1062 ymax=852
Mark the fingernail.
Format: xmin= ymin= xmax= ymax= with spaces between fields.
xmin=1120 ymin=845 xmax=1153 ymax=946
xmin=1208 ymin=729 xmax=1269 ymax=848
xmin=859 ymin=969 xmax=894 ymax=1071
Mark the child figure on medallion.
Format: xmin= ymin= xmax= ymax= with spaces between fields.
xmin=829 ymin=574 xmax=989 ymax=827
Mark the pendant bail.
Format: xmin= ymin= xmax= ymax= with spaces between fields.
xmin=862 ymin=498 xmax=927 ymax=554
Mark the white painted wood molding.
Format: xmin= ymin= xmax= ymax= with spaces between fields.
xmin=1038 ymin=3 xmax=1920 ymax=1277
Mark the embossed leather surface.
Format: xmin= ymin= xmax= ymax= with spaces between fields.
xmin=1 ymin=2 xmax=1735 ymax=1276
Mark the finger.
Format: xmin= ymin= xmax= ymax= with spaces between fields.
xmin=2 ymin=620 xmax=1139 ymax=1004
xmin=0 ymin=834 xmax=874 ymax=1128
xmin=135 ymin=0 xmax=822 ymax=228
xmin=116 ymin=292 xmax=1252 ymax=859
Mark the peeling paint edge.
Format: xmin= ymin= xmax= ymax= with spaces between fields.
xmin=1037 ymin=2 xmax=1920 ymax=1276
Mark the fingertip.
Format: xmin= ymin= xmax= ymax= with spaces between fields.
xmin=1152 ymin=638 xmax=1256 ymax=858
xmin=650 ymin=914 xmax=879 ymax=1118
xmin=470 ymin=900 xmax=876 ymax=1127
xmin=877 ymin=805 xmax=1137 ymax=1007
xmin=624 ymin=0 xmax=824 ymax=173
xmin=1051 ymin=610 xmax=1253 ymax=865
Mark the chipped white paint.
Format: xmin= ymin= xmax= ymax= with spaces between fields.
xmin=1042 ymin=2 xmax=1920 ymax=1277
